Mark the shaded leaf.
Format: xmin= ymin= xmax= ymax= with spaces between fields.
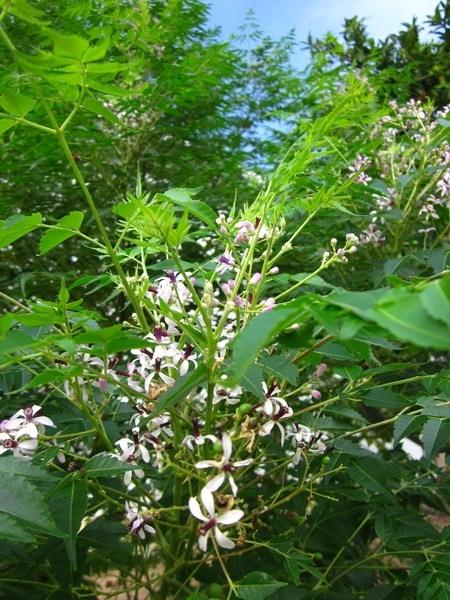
xmin=155 ymin=363 xmax=207 ymax=416
xmin=0 ymin=513 xmax=35 ymax=543
xmin=237 ymin=571 xmax=287 ymax=600
xmin=0 ymin=213 xmax=42 ymax=248
xmin=421 ymin=419 xmax=450 ymax=459
xmin=0 ymin=90 xmax=36 ymax=117
xmin=84 ymin=453 xmax=138 ymax=478
xmin=39 ymin=211 xmax=84 ymax=254
xmin=49 ymin=477 xmax=88 ymax=569
xmin=0 ymin=473 xmax=62 ymax=537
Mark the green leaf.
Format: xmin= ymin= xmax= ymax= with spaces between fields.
xmin=87 ymin=79 xmax=131 ymax=97
xmin=83 ymin=95 xmax=124 ymax=126
xmin=334 ymin=365 xmax=363 ymax=381
xmin=46 ymin=29 xmax=90 ymax=60
xmin=258 ymin=355 xmax=298 ymax=385
xmin=84 ymin=453 xmax=139 ymax=478
xmin=0 ymin=213 xmax=42 ymax=248
xmin=394 ymin=415 xmax=425 ymax=446
xmin=9 ymin=0 xmax=48 ymax=25
xmin=0 ymin=456 xmax=55 ymax=481
xmin=237 ymin=571 xmax=287 ymax=600
xmin=161 ymin=188 xmax=216 ymax=226
xmin=0 ymin=314 xmax=14 ymax=339
xmin=240 ymin=364 xmax=265 ymax=400
xmin=0 ymin=473 xmax=63 ymax=537
xmin=26 ymin=366 xmax=83 ymax=389
xmin=0 ymin=330 xmax=38 ymax=354
xmin=0 ymin=513 xmax=35 ymax=543
xmin=49 ymin=477 xmax=88 ymax=569
xmin=0 ymin=118 xmax=16 ymax=134
xmin=420 ymin=275 xmax=450 ymax=327
xmin=421 ymin=419 xmax=450 ymax=459
xmin=227 ymin=296 xmax=308 ymax=384
xmin=155 ymin=363 xmax=208 ymax=416
xmin=39 ymin=211 xmax=84 ymax=254
xmin=347 ymin=458 xmax=394 ymax=498
xmin=370 ymin=290 xmax=450 ymax=350
xmin=326 ymin=288 xmax=387 ymax=319
xmin=82 ymin=31 xmax=111 ymax=62
xmin=0 ymin=90 xmax=36 ymax=117
xmin=363 ymin=388 xmax=409 ymax=410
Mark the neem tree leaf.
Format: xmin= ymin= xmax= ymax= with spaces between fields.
xmin=39 ymin=211 xmax=84 ymax=254
xmin=155 ymin=363 xmax=208 ymax=416
xmin=0 ymin=513 xmax=35 ymax=543
xmin=227 ymin=296 xmax=309 ymax=384
xmin=0 ymin=456 xmax=55 ymax=481
xmin=347 ymin=458 xmax=394 ymax=498
xmin=237 ymin=571 xmax=287 ymax=600
xmin=394 ymin=415 xmax=425 ymax=446
xmin=45 ymin=29 xmax=90 ymax=61
xmin=0 ymin=473 xmax=62 ymax=537
xmin=84 ymin=453 xmax=138 ymax=478
xmin=49 ymin=476 xmax=88 ymax=570
xmin=420 ymin=275 xmax=450 ymax=327
xmin=370 ymin=290 xmax=450 ymax=350
xmin=0 ymin=90 xmax=36 ymax=117
xmin=0 ymin=213 xmax=42 ymax=248
xmin=162 ymin=188 xmax=216 ymax=227
xmin=0 ymin=118 xmax=16 ymax=134
xmin=421 ymin=418 xmax=450 ymax=459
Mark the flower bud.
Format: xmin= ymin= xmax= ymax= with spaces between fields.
xmin=250 ymin=272 xmax=262 ymax=285
xmin=268 ymin=266 xmax=279 ymax=275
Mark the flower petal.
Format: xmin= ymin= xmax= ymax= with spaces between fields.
xmin=195 ymin=460 xmax=215 ymax=469
xmin=198 ymin=533 xmax=209 ymax=552
xmin=205 ymin=473 xmax=225 ymax=492
xmin=217 ymin=509 xmax=244 ymax=525
xmin=189 ymin=497 xmax=207 ymax=522
xmin=214 ymin=527 xmax=235 ymax=549
xmin=233 ymin=458 xmax=253 ymax=467
xmin=222 ymin=432 xmax=232 ymax=462
xmin=34 ymin=416 xmax=55 ymax=428
xmin=200 ymin=486 xmax=215 ymax=517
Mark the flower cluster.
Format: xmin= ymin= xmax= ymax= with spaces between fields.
xmin=0 ymin=405 xmax=55 ymax=459
xmin=353 ymin=99 xmax=450 ymax=246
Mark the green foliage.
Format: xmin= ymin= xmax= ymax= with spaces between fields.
xmin=0 ymin=2 xmax=449 ymax=599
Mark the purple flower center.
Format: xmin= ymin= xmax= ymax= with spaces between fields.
xmin=199 ymin=518 xmax=217 ymax=535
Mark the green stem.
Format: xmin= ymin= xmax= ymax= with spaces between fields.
xmin=54 ymin=128 xmax=148 ymax=330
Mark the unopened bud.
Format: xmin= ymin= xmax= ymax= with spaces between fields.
xmin=250 ymin=272 xmax=262 ymax=285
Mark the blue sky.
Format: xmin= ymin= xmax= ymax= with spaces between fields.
xmin=208 ymin=0 xmax=438 ymax=67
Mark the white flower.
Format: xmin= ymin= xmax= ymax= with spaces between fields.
xmin=0 ymin=424 xmax=39 ymax=458
xmin=182 ymin=418 xmax=217 ymax=450
xmin=258 ymin=383 xmax=286 ymax=417
xmin=9 ymin=405 xmax=55 ymax=438
xmin=234 ymin=220 xmax=255 ymax=244
xmin=115 ymin=437 xmax=147 ymax=486
xmin=189 ymin=486 xmax=244 ymax=552
xmin=125 ymin=502 xmax=156 ymax=540
xmin=286 ymin=424 xmax=326 ymax=464
xmin=154 ymin=271 xmax=190 ymax=305
xmin=172 ymin=344 xmax=197 ymax=376
xmin=258 ymin=391 xmax=293 ymax=446
xmin=195 ymin=433 xmax=253 ymax=496
xmin=217 ymin=251 xmax=235 ymax=275
xmin=213 ymin=385 xmax=242 ymax=405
